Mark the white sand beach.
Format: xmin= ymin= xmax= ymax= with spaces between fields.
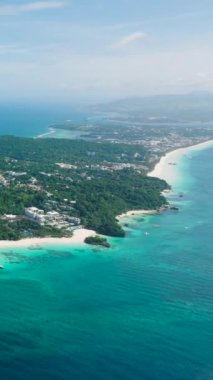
xmin=35 ymin=128 xmax=56 ymax=139
xmin=118 ymin=140 xmax=213 ymax=220
xmin=0 ymin=228 xmax=96 ymax=249
xmin=148 ymin=140 xmax=213 ymax=182
xmin=117 ymin=209 xmax=158 ymax=219
xmin=1 ymin=140 xmax=213 ymax=250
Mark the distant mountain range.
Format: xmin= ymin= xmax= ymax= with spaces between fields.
xmin=92 ymin=93 xmax=213 ymax=123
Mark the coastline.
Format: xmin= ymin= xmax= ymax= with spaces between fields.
xmin=1 ymin=139 xmax=213 ymax=250
xmin=148 ymin=140 xmax=213 ymax=180
xmin=0 ymin=228 xmax=96 ymax=250
xmin=117 ymin=209 xmax=158 ymax=220
xmin=35 ymin=127 xmax=56 ymax=139
xmin=117 ymin=139 xmax=213 ymax=220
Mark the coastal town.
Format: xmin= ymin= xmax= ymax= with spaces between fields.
xmin=54 ymin=122 xmax=213 ymax=157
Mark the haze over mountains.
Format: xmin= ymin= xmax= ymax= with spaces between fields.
xmin=93 ymin=92 xmax=213 ymax=123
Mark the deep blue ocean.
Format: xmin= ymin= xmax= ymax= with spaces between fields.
xmin=0 ymin=105 xmax=212 ymax=379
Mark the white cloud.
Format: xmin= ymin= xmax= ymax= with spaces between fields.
xmin=0 ymin=1 xmax=65 ymax=15
xmin=111 ymin=32 xmax=147 ymax=49
xmin=1 ymin=42 xmax=213 ymax=101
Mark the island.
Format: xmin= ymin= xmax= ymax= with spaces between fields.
xmin=0 ymin=135 xmax=169 ymax=241
xmin=0 ymin=110 xmax=211 ymax=242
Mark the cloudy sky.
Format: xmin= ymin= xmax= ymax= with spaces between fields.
xmin=1 ymin=0 xmax=213 ymax=101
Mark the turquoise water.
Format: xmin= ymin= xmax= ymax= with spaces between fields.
xmin=0 ymin=103 xmax=87 ymax=137
xmin=0 ymin=146 xmax=213 ymax=379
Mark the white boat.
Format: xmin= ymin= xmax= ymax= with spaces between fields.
xmin=0 ymin=264 xmax=4 ymax=269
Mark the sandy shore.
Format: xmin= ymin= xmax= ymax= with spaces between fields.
xmin=1 ymin=140 xmax=213 ymax=250
xmin=35 ymin=128 xmax=56 ymax=139
xmin=118 ymin=140 xmax=213 ymax=220
xmin=0 ymin=228 xmax=96 ymax=249
xmin=148 ymin=140 xmax=213 ymax=181
xmin=117 ymin=209 xmax=158 ymax=219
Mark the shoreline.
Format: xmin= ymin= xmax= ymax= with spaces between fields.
xmin=0 ymin=228 xmax=96 ymax=250
xmin=117 ymin=139 xmax=213 ymax=220
xmin=35 ymin=127 xmax=56 ymax=139
xmin=1 ymin=139 xmax=213 ymax=250
xmin=117 ymin=209 xmax=158 ymax=220
xmin=148 ymin=140 xmax=213 ymax=180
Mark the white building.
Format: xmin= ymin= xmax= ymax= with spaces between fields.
xmin=25 ymin=207 xmax=45 ymax=224
xmin=46 ymin=211 xmax=60 ymax=220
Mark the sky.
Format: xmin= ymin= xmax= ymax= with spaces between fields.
xmin=1 ymin=0 xmax=213 ymax=102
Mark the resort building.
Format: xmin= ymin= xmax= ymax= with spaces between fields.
xmin=25 ymin=207 xmax=45 ymax=224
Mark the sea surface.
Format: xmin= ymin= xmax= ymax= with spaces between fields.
xmin=0 ymin=137 xmax=213 ymax=378
xmin=0 ymin=102 xmax=87 ymax=137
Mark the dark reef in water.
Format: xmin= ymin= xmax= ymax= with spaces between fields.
xmin=84 ymin=235 xmax=111 ymax=248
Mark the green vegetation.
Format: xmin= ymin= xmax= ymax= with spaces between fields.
xmin=0 ymin=219 xmax=69 ymax=241
xmin=0 ymin=136 xmax=169 ymax=240
xmin=84 ymin=235 xmax=110 ymax=248
xmin=53 ymin=96 xmax=213 ymax=165
xmin=0 ymin=135 xmax=148 ymax=165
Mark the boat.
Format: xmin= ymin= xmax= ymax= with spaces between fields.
xmin=0 ymin=264 xmax=4 ymax=269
